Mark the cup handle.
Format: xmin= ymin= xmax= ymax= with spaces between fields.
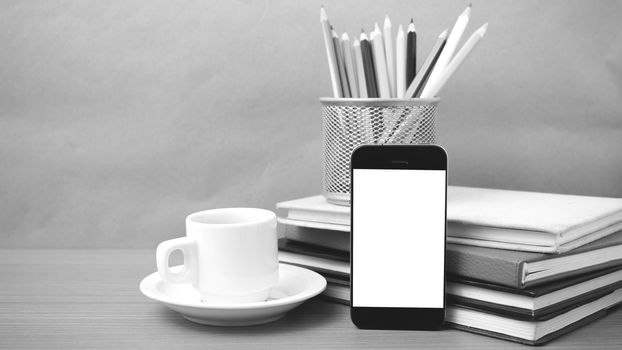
xmin=156 ymin=237 xmax=197 ymax=283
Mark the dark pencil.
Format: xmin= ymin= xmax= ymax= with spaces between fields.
xmin=404 ymin=28 xmax=448 ymax=98
xmin=405 ymin=19 xmax=417 ymax=87
xmin=360 ymin=30 xmax=378 ymax=98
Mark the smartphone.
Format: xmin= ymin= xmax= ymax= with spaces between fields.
xmin=350 ymin=144 xmax=447 ymax=330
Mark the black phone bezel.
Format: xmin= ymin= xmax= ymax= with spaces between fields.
xmin=349 ymin=144 xmax=447 ymax=330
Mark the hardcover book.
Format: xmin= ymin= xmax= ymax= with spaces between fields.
xmin=276 ymin=187 xmax=622 ymax=253
xmin=446 ymin=289 xmax=622 ymax=346
xmin=277 ymin=195 xmax=350 ymax=226
xmin=312 ymin=262 xmax=622 ymax=320
xmin=280 ymin=228 xmax=622 ymax=289
xmin=317 ymin=281 xmax=622 ymax=345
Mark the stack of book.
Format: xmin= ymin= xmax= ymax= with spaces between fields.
xmin=276 ymin=187 xmax=622 ymax=345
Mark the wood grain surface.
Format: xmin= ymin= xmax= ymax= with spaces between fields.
xmin=1 ymin=249 xmax=621 ymax=349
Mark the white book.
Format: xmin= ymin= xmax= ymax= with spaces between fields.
xmin=446 ymin=288 xmax=622 ymax=345
xmin=276 ymin=195 xmax=350 ymax=226
xmin=280 ymin=227 xmax=622 ymax=288
xmin=446 ymin=268 xmax=622 ymax=313
xmin=446 ymin=187 xmax=622 ymax=253
xmin=313 ymin=281 xmax=622 ymax=345
xmin=276 ymin=187 xmax=622 ymax=253
xmin=284 ymin=247 xmax=622 ymax=315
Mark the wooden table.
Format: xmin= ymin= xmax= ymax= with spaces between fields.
xmin=1 ymin=249 xmax=621 ymax=349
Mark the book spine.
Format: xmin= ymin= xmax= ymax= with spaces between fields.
xmin=283 ymin=208 xmax=350 ymax=226
xmin=447 ymin=248 xmax=524 ymax=289
xmin=280 ymin=224 xmax=350 ymax=251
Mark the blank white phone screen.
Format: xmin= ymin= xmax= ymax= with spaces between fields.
xmin=352 ymin=168 xmax=446 ymax=308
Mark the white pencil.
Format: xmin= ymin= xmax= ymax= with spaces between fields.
xmin=370 ymin=24 xmax=391 ymax=98
xmin=383 ymin=15 xmax=396 ymax=97
xmin=352 ymin=39 xmax=368 ymax=98
xmin=395 ymin=25 xmax=406 ymax=98
xmin=421 ymin=23 xmax=488 ymax=98
xmin=341 ymin=33 xmax=359 ymax=98
xmin=420 ymin=4 xmax=471 ymax=98
xmin=320 ymin=7 xmax=341 ymax=97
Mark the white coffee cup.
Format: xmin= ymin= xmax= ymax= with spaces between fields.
xmin=156 ymin=208 xmax=278 ymax=303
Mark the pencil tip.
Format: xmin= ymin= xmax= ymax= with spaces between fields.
xmin=410 ymin=18 xmax=414 ymax=23
xmin=463 ymin=4 xmax=472 ymax=16
xmin=480 ymin=22 xmax=489 ymax=34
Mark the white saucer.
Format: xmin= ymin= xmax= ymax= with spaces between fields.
xmin=139 ymin=263 xmax=327 ymax=326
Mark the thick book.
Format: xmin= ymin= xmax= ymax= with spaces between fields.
xmin=278 ymin=244 xmax=622 ymax=319
xmin=446 ymin=290 xmax=622 ymax=346
xmin=447 ymin=231 xmax=622 ymax=288
xmin=446 ymin=266 xmax=622 ymax=320
xmin=280 ymin=224 xmax=622 ymax=289
xmin=276 ymin=187 xmax=622 ymax=253
xmin=318 ymin=282 xmax=622 ymax=345
xmin=447 ymin=187 xmax=622 ymax=253
xmin=279 ymin=240 xmax=622 ymax=320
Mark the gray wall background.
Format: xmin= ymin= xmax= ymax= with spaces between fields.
xmin=1 ymin=0 xmax=621 ymax=248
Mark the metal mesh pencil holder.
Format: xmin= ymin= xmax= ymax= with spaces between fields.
xmin=320 ymin=97 xmax=440 ymax=206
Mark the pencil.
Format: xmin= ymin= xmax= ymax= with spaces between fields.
xmin=395 ymin=25 xmax=406 ymax=98
xmin=332 ymin=27 xmax=351 ymax=98
xmin=421 ymin=23 xmax=488 ymax=98
xmin=360 ymin=31 xmax=378 ymax=98
xmin=370 ymin=23 xmax=391 ymax=98
xmin=421 ymin=4 xmax=471 ymax=98
xmin=383 ymin=15 xmax=396 ymax=98
xmin=341 ymin=33 xmax=359 ymax=98
xmin=405 ymin=19 xmax=417 ymax=87
xmin=319 ymin=6 xmax=341 ymax=97
xmin=354 ymin=38 xmax=373 ymax=141
xmin=353 ymin=39 xmax=368 ymax=98
xmin=404 ymin=28 xmax=448 ymax=98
